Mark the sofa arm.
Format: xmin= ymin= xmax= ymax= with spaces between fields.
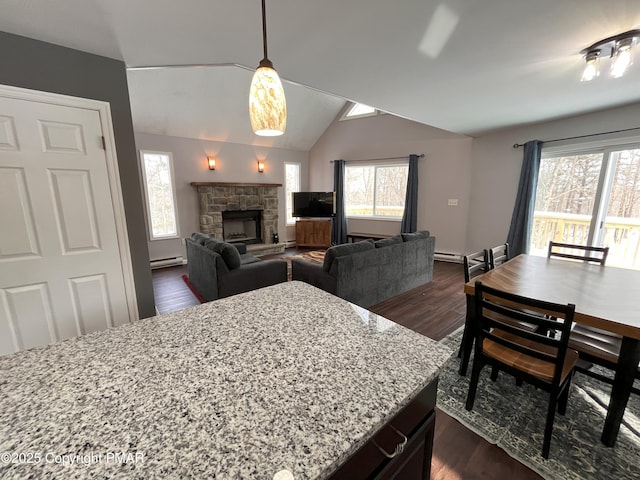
xmin=291 ymin=259 xmax=337 ymax=295
xmin=218 ymin=259 xmax=287 ymax=298
xmin=232 ymin=243 xmax=247 ymax=254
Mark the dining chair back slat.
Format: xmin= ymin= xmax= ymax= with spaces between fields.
xmin=463 ymin=249 xmax=489 ymax=283
xmin=547 ymin=241 xmax=609 ymax=265
xmin=489 ymin=243 xmax=510 ymax=269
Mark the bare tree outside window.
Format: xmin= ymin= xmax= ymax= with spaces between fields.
xmin=345 ymin=164 xmax=408 ymax=217
xmin=285 ymin=163 xmax=301 ymax=224
xmin=141 ymin=151 xmax=178 ymax=239
xmin=530 ymin=147 xmax=640 ymax=269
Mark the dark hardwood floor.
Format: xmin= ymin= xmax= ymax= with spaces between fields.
xmin=151 ymin=255 xmax=542 ymax=480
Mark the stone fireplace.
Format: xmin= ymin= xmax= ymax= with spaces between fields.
xmin=191 ymin=183 xmax=282 ymax=251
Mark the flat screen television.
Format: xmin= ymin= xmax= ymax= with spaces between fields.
xmin=292 ymin=191 xmax=336 ymax=218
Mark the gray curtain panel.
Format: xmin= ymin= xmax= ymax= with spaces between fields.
xmin=332 ymin=159 xmax=348 ymax=245
xmin=401 ymin=154 xmax=419 ymax=233
xmin=506 ymin=140 xmax=543 ymax=256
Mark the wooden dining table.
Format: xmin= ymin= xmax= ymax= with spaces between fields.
xmin=462 ymin=254 xmax=640 ymax=447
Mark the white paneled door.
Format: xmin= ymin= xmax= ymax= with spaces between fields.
xmin=0 ymin=87 xmax=137 ymax=356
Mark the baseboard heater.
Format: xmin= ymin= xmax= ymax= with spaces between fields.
xmin=150 ymin=256 xmax=184 ymax=269
xmin=434 ymin=252 xmax=462 ymax=263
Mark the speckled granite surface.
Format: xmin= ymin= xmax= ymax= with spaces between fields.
xmin=0 ymin=281 xmax=452 ymax=479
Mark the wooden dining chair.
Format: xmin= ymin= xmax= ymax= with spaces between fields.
xmin=488 ymin=242 xmax=510 ymax=268
xmin=544 ymin=241 xmax=634 ymax=391
xmin=458 ymin=250 xmax=489 ymax=361
xmin=465 ymin=281 xmax=578 ymax=459
xmin=547 ymin=241 xmax=609 ymax=265
xmin=568 ymin=325 xmax=640 ymax=395
xmin=458 ymin=249 xmax=539 ymax=376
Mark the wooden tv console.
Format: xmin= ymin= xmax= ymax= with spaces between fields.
xmin=295 ymin=219 xmax=332 ymax=247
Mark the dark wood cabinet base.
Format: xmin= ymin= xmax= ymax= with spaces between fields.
xmin=328 ymin=378 xmax=438 ymax=480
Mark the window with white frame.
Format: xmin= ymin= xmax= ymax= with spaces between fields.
xmin=140 ymin=150 xmax=179 ymax=240
xmin=529 ymin=140 xmax=640 ymax=269
xmin=339 ymin=102 xmax=379 ymax=121
xmin=345 ymin=162 xmax=408 ymax=218
xmin=284 ymin=162 xmax=301 ymax=224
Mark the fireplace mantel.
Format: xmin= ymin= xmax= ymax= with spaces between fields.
xmin=190 ymin=182 xmax=282 ymax=187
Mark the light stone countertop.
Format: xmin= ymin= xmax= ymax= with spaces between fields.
xmin=0 ymin=281 xmax=453 ymax=479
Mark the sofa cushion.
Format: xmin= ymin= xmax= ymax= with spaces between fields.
xmin=323 ymin=239 xmax=374 ymax=272
xmin=240 ymin=254 xmax=261 ymax=265
xmin=402 ymin=231 xmax=430 ymax=242
xmin=374 ymin=235 xmax=403 ymax=248
xmin=191 ymin=232 xmax=210 ymax=245
xmin=205 ymin=239 xmax=242 ymax=270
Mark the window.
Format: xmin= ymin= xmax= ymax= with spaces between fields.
xmin=530 ymin=142 xmax=640 ymax=269
xmin=284 ymin=162 xmax=301 ymax=225
xmin=345 ymin=163 xmax=408 ymax=218
xmin=140 ymin=150 xmax=179 ymax=240
xmin=339 ymin=102 xmax=380 ymax=121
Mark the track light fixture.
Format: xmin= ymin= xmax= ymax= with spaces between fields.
xmin=581 ymin=29 xmax=639 ymax=82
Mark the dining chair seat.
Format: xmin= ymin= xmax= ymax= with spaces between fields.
xmin=486 ymin=329 xmax=578 ymax=383
xmin=569 ymin=324 xmax=622 ymax=364
xmin=568 ymin=324 xmax=640 ymax=395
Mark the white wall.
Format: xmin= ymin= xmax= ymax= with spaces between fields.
xmin=309 ymin=113 xmax=473 ymax=255
xmin=135 ymin=132 xmax=308 ymax=261
xmin=466 ymin=101 xmax=640 ymax=253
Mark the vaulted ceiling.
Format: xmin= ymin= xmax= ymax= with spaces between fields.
xmin=2 ymin=0 xmax=639 ymax=150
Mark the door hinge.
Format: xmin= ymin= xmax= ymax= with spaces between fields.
xmin=100 ymin=136 xmax=106 ymax=150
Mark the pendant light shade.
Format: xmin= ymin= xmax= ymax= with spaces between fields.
xmin=250 ymin=0 xmax=286 ymax=136
xmin=250 ymin=62 xmax=286 ymax=136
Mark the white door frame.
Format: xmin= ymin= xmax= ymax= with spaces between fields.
xmin=0 ymin=84 xmax=139 ymax=323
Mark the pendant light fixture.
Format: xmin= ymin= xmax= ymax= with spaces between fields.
xmin=249 ymin=0 xmax=286 ymax=136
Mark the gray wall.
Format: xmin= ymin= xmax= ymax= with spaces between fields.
xmin=309 ymin=112 xmax=473 ymax=256
xmin=135 ymin=132 xmax=309 ymax=260
xmin=466 ymin=101 xmax=640 ymax=253
xmin=0 ymin=31 xmax=155 ymax=319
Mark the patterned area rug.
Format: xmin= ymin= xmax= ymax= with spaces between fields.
xmin=438 ymin=329 xmax=640 ymax=480
xmin=296 ymin=250 xmax=326 ymax=264
xmin=282 ymin=250 xmax=326 ymax=279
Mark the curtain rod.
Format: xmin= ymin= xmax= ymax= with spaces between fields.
xmin=330 ymin=154 xmax=424 ymax=163
xmin=512 ymin=126 xmax=640 ymax=148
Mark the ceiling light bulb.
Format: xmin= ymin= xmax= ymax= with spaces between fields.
xmin=581 ymin=51 xmax=600 ymax=82
xmin=611 ymin=38 xmax=634 ymax=78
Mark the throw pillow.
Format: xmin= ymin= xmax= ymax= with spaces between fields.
xmin=323 ymin=239 xmax=374 ymax=272
xmin=401 ymin=231 xmax=430 ymax=242
xmin=192 ymin=232 xmax=210 ymax=245
xmin=206 ymin=239 xmax=242 ymax=270
xmin=374 ymin=235 xmax=403 ymax=248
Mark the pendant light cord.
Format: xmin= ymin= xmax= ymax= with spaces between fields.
xmin=261 ymin=0 xmax=269 ymax=62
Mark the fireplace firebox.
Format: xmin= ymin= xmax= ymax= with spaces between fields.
xmin=222 ymin=210 xmax=262 ymax=245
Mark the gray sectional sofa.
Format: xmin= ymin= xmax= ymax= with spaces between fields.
xmin=291 ymin=231 xmax=436 ymax=307
xmin=185 ymin=232 xmax=287 ymax=301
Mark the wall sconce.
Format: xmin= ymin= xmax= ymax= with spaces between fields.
xmin=208 ymin=156 xmax=216 ymax=170
xmin=257 ymin=160 xmax=265 ymax=173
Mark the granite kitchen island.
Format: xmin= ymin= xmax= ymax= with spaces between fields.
xmin=0 ymin=281 xmax=452 ymax=479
